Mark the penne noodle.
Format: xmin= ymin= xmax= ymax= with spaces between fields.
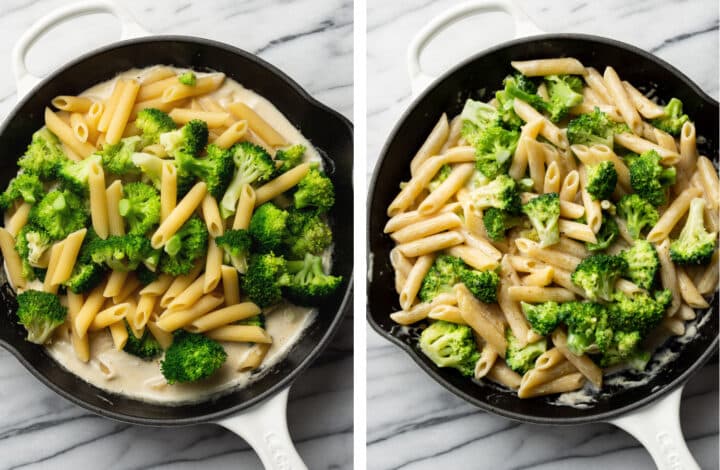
xmin=6 ymin=202 xmax=31 ymax=237
xmin=205 ymin=325 xmax=272 ymax=343
xmin=162 ymin=74 xmax=226 ymax=104
xmin=253 ymin=163 xmax=311 ymax=207
xmin=511 ymin=58 xmax=585 ymax=76
xmin=395 ymin=230 xmax=464 ymax=258
xmin=552 ymin=328 xmax=602 ymax=388
xmin=507 ymin=286 xmax=576 ymax=303
xmin=646 ymin=187 xmax=702 ymax=242
xmin=621 ymin=81 xmax=665 ymax=119
xmin=410 ymin=113 xmax=449 ymax=176
xmin=227 ymin=101 xmax=287 ymax=147
xmin=418 ymin=163 xmax=474 ymax=215
xmin=399 ymin=254 xmax=435 ymax=311
xmin=187 ymin=302 xmax=261 ymax=333
xmin=390 ymin=212 xmax=462 ymax=244
xmin=456 ymin=284 xmax=507 ymax=356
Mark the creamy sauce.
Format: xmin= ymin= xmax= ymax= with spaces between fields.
xmin=21 ymin=66 xmax=327 ymax=405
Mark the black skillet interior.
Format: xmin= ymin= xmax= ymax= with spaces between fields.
xmin=368 ymin=34 xmax=719 ymax=424
xmin=0 ymin=37 xmax=353 ymax=425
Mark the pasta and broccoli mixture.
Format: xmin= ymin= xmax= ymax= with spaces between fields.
xmin=385 ymin=58 xmax=718 ymax=399
xmin=0 ymin=66 xmax=342 ymax=400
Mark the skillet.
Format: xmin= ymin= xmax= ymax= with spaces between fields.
xmin=0 ymin=2 xmax=353 ymax=469
xmin=367 ymin=2 xmax=718 ymax=468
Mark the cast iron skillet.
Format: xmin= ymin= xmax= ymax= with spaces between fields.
xmin=0 ymin=36 xmax=353 ymax=424
xmin=368 ymin=34 xmax=718 ymax=426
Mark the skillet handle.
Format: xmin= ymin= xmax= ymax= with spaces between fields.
xmin=407 ymin=0 xmax=545 ymax=96
xmin=608 ymin=385 xmax=700 ymax=470
xmin=217 ymin=387 xmax=308 ymax=470
xmin=12 ymin=0 xmax=150 ymax=99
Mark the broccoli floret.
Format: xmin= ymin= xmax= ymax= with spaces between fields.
xmin=428 ymin=164 xmax=452 ymax=192
xmin=178 ymin=71 xmax=197 ymax=86
xmin=460 ymin=99 xmax=500 ymax=133
xmin=628 ymin=150 xmax=676 ymax=206
xmin=523 ymin=192 xmax=560 ymax=247
xmin=0 ymin=173 xmax=44 ymax=210
xmin=283 ymin=254 xmax=342 ymax=306
xmin=248 ymin=202 xmax=289 ymax=253
xmin=567 ymin=107 xmax=629 ymax=147
xmin=57 ymin=154 xmax=102 ymax=194
xmin=242 ymin=253 xmax=289 ymax=307
xmin=617 ymin=194 xmax=659 ymax=239
xmin=474 ymin=125 xmax=520 ymax=179
xmin=283 ymin=208 xmax=332 ymax=259
xmin=586 ymin=215 xmax=618 ymax=252
xmin=64 ymin=229 xmax=106 ymax=294
xmin=17 ymin=128 xmax=68 ymax=180
xmin=482 ymin=207 xmax=523 ymax=241
xmin=15 ymin=289 xmax=67 ymax=344
xmin=15 ymin=225 xmax=52 ymax=281
xmin=494 ymin=89 xmax=524 ymax=129
xmin=159 ymin=216 xmax=208 ymax=276
xmin=670 ymin=197 xmax=716 ymax=265
xmin=215 ymin=229 xmax=252 ymax=273
xmin=29 ymin=190 xmax=88 ymax=240
xmin=419 ymin=320 xmax=480 ymax=377
xmin=118 ymin=182 xmax=160 ymax=235
xmin=470 ymin=174 xmax=521 ymax=213
xmin=559 ymin=301 xmax=613 ymax=355
xmin=175 ymin=144 xmax=233 ymax=199
xmin=458 ymin=268 xmax=499 ymax=303
xmin=135 ymin=108 xmax=176 ymax=145
xmin=131 ymin=152 xmax=165 ymax=188
xmin=544 ymin=75 xmax=584 ymax=122
xmin=161 ymin=331 xmax=227 ymax=384
xmin=219 ymin=142 xmax=275 ymax=218
xmin=98 ymin=136 xmax=142 ymax=175
xmin=136 ymin=265 xmax=158 ymax=286
xmin=651 ymin=98 xmax=689 ymax=136
xmin=505 ymin=329 xmax=547 ymax=374
xmin=275 ymin=144 xmax=306 ymax=175
xmin=123 ymin=321 xmax=163 ymax=359
xmin=418 ymin=255 xmax=465 ymax=302
xmin=521 ymin=301 xmax=560 ymax=336
xmin=598 ymin=330 xmax=647 ymax=368
xmin=294 ymin=167 xmax=335 ymax=213
xmin=89 ymin=234 xmax=153 ymax=272
xmin=504 ymin=74 xmax=548 ymax=115
xmin=159 ymin=119 xmax=209 ymax=157
xmin=607 ymin=290 xmax=669 ymax=335
xmin=585 ymin=161 xmax=617 ymax=201
xmin=621 ymin=240 xmax=659 ymax=290
xmin=571 ymin=253 xmax=627 ymax=301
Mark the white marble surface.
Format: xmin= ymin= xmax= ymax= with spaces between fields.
xmin=0 ymin=1 xmax=352 ymax=469
xmin=367 ymin=0 xmax=718 ymax=469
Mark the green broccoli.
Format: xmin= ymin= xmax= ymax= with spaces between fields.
xmin=473 ymin=125 xmax=520 ymax=179
xmin=136 ymin=265 xmax=158 ymax=286
xmin=219 ymin=142 xmax=275 ymax=218
xmin=283 ymin=253 xmax=342 ymax=306
xmin=585 ymin=161 xmax=617 ymax=201
xmin=242 ymin=252 xmax=289 ymax=307
xmin=521 ymin=301 xmax=560 ymax=335
xmin=607 ymin=290 xmax=670 ymax=335
xmin=544 ymin=75 xmax=584 ymax=122
xmin=567 ymin=107 xmax=629 ymax=147
xmin=459 ymin=99 xmax=500 ymax=134
xmin=503 ymin=74 xmax=548 ymax=115
xmin=123 ymin=321 xmax=163 ymax=359
xmin=17 ymin=128 xmax=68 ymax=180
xmin=670 ymin=197 xmax=716 ymax=265
xmin=159 ymin=216 xmax=208 ymax=276
xmin=15 ymin=289 xmax=67 ymax=344
xmin=248 ymin=202 xmax=289 ymax=253
xmin=571 ymin=253 xmax=628 ymax=301
xmin=98 ymin=136 xmax=142 ymax=175
xmin=470 ymin=174 xmax=521 ymax=213
xmin=0 ymin=173 xmax=44 ymax=210
xmin=651 ymin=98 xmax=689 ymax=136
xmin=239 ymin=314 xmax=266 ymax=328
xmin=418 ymin=255 xmax=465 ymax=302
xmin=161 ymin=330 xmax=227 ymax=384
xmin=505 ymin=329 xmax=547 ymax=374
xmin=458 ymin=268 xmax=499 ymax=303
xmin=598 ymin=330 xmax=648 ymax=369
xmin=29 ymin=190 xmax=88 ymax=240
xmin=523 ymin=192 xmax=560 ymax=247
xmin=131 ymin=152 xmax=165 ymax=189
xmin=428 ymin=164 xmax=452 ymax=192
xmin=215 ymin=229 xmax=252 ymax=273
xmin=492 ymin=74 xmax=541 ymax=129
xmin=135 ymin=108 xmax=176 ymax=145
xmin=159 ymin=119 xmax=209 ymax=157
xmin=482 ymin=207 xmax=523 ymax=241
xmin=15 ymin=225 xmax=52 ymax=281
xmin=178 ymin=71 xmax=197 ymax=86
xmin=586 ymin=215 xmax=618 ymax=252
xmin=283 ymin=208 xmax=332 ymax=259
xmin=628 ymin=150 xmax=676 ymax=206
xmin=57 ymin=154 xmax=102 ymax=194
xmin=294 ymin=167 xmax=335 ymax=213
xmin=559 ymin=301 xmax=613 ymax=355
xmin=275 ymin=144 xmax=306 ymax=174
xmin=617 ymin=194 xmax=659 ymax=239
xmin=89 ymin=234 xmax=153 ymax=272
xmin=620 ymin=240 xmax=659 ymax=290
xmin=419 ymin=320 xmax=480 ymax=377
xmin=175 ymin=143 xmax=233 ymax=199
xmin=64 ymin=229 xmax=106 ymax=294
xmin=118 ymin=182 xmax=160 ymax=235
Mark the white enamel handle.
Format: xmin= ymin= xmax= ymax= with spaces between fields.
xmin=217 ymin=388 xmax=307 ymax=470
xmin=407 ymin=0 xmax=545 ymax=96
xmin=609 ymin=386 xmax=699 ymax=470
xmin=12 ymin=0 xmax=150 ymax=99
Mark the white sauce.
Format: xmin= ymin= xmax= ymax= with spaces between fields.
xmin=22 ymin=66 xmax=327 ymax=405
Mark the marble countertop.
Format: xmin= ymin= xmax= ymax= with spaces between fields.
xmin=0 ymin=1 xmax=352 ymax=469
xmin=366 ymin=0 xmax=718 ymax=469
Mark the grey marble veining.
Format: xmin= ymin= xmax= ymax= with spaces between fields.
xmin=0 ymin=1 xmax=352 ymax=469
xmin=366 ymin=0 xmax=718 ymax=468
